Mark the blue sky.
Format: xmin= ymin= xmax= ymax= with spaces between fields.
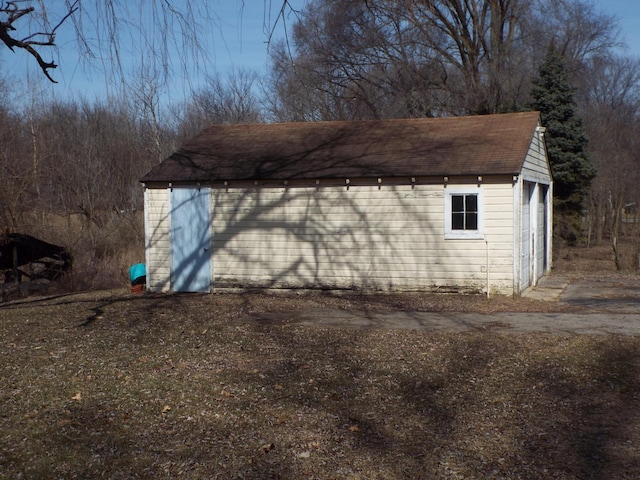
xmin=596 ymin=0 xmax=640 ymax=53
xmin=4 ymin=1 xmax=307 ymax=105
xmin=3 ymin=0 xmax=640 ymax=107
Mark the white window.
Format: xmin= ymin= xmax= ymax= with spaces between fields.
xmin=444 ymin=187 xmax=484 ymax=239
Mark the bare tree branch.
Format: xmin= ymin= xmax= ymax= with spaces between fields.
xmin=0 ymin=0 xmax=78 ymax=83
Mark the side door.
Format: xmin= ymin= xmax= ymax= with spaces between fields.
xmin=171 ymin=187 xmax=212 ymax=292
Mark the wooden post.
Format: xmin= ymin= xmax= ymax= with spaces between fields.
xmin=12 ymin=244 xmax=20 ymax=283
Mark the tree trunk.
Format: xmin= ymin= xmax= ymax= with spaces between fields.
xmin=609 ymin=191 xmax=622 ymax=270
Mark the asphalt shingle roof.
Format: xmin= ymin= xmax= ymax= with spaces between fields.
xmin=140 ymin=112 xmax=541 ymax=183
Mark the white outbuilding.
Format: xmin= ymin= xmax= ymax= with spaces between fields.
xmin=140 ymin=111 xmax=552 ymax=296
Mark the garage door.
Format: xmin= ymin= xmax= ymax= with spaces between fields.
xmin=536 ymin=185 xmax=547 ymax=279
xmin=520 ymin=182 xmax=532 ymax=290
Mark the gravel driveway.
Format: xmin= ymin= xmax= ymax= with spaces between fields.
xmin=250 ymin=274 xmax=640 ymax=335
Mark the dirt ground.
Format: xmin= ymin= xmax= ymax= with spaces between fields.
xmin=2 ymin=244 xmax=640 ymax=479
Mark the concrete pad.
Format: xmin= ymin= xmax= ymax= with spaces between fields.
xmin=521 ymin=275 xmax=569 ymax=302
xmin=560 ymin=276 xmax=640 ymax=313
xmin=536 ymin=275 xmax=571 ymax=289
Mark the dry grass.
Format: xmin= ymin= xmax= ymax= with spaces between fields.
xmin=2 ymin=285 xmax=640 ymax=479
xmin=554 ymin=239 xmax=638 ymax=276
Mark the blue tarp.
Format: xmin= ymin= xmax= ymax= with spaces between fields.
xmin=129 ymin=263 xmax=146 ymax=283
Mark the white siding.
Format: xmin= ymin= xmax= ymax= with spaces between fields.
xmin=484 ymin=183 xmax=517 ymax=294
xmin=210 ymin=183 xmax=515 ymax=295
xmin=145 ymin=188 xmax=171 ymax=292
xmin=515 ymin=130 xmax=553 ymax=291
xmin=522 ymin=127 xmax=552 ymax=184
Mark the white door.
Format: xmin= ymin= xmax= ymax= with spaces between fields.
xmin=171 ymin=187 xmax=212 ymax=292
xmin=520 ymin=182 xmax=532 ymax=290
xmin=536 ymin=185 xmax=547 ymax=277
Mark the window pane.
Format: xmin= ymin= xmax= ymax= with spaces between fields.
xmin=466 ymin=212 xmax=478 ymax=230
xmin=452 ymin=195 xmax=464 ymax=212
xmin=465 ymin=194 xmax=477 ymax=213
xmin=448 ymin=192 xmax=480 ymax=234
xmin=452 ymin=212 xmax=465 ymax=230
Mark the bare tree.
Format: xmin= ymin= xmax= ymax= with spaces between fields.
xmin=0 ymin=1 xmax=78 ymax=82
xmin=175 ymin=68 xmax=263 ymax=142
xmin=125 ymin=66 xmax=168 ymax=163
xmin=394 ymin=0 xmax=529 ymax=114
xmin=265 ymin=0 xmax=622 ymax=119
xmin=536 ymin=0 xmax=620 ymax=63
xmin=581 ymin=55 xmax=640 ymax=267
xmin=195 ymin=69 xmax=262 ymax=124
xmin=266 ymin=0 xmax=532 ymax=119
xmin=0 ymin=104 xmax=32 ymax=230
xmin=2 ymin=1 xmax=296 ymax=86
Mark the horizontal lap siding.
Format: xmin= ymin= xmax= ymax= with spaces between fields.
xmin=145 ymin=188 xmax=171 ymax=292
xmin=484 ymin=182 xmax=516 ymax=294
xmin=212 ymin=186 xmax=439 ymax=290
xmin=211 ymin=183 xmax=515 ymax=294
xmin=522 ymin=131 xmax=552 ymax=184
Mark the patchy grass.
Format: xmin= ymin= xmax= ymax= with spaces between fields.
xmin=555 ymin=241 xmax=637 ymax=276
xmin=1 ymin=290 xmax=640 ymax=479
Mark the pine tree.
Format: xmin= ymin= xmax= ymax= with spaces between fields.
xmin=530 ymin=47 xmax=596 ymax=231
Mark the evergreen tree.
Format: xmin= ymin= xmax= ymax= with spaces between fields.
xmin=530 ymin=47 xmax=596 ymax=233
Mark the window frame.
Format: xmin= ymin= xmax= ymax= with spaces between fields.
xmin=444 ymin=187 xmax=484 ymax=240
